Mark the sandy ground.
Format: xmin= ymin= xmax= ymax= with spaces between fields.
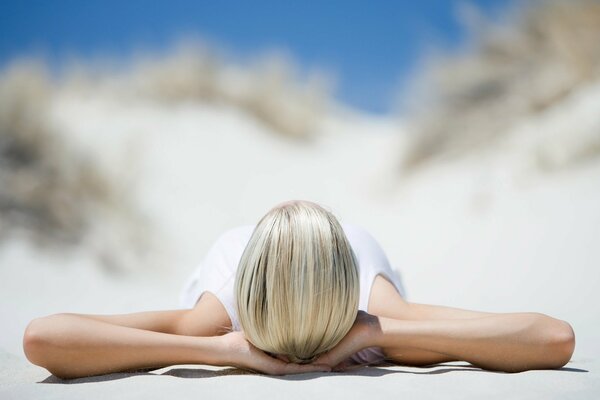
xmin=1 ymin=93 xmax=599 ymax=397
xmin=1 ymin=351 xmax=598 ymax=400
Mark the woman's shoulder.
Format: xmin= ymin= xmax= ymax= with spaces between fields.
xmin=341 ymin=223 xmax=382 ymax=247
xmin=341 ymin=223 xmax=392 ymax=265
xmin=200 ymin=225 xmax=255 ymax=268
xmin=213 ymin=225 xmax=255 ymax=246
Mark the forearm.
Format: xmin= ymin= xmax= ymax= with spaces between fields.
xmin=374 ymin=313 xmax=575 ymax=372
xmin=24 ymin=314 xmax=223 ymax=379
xmin=406 ymin=302 xmax=497 ymax=320
xmin=77 ymin=310 xmax=189 ymax=333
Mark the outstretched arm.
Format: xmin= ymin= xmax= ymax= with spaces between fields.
xmin=315 ymin=312 xmax=575 ymax=373
xmin=376 ymin=313 xmax=575 ymax=372
xmin=24 ymin=313 xmax=224 ymax=378
xmin=373 ymin=274 xmax=575 ymax=370
xmin=316 ymin=276 xmax=576 ymax=372
xmin=23 ymin=293 xmax=329 ymax=378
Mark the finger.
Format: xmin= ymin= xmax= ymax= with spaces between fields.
xmin=251 ymin=351 xmax=289 ymax=374
xmin=250 ymin=348 xmax=331 ymax=375
xmin=250 ymin=352 xmax=295 ymax=375
xmin=280 ymin=362 xmax=331 ymax=375
xmin=332 ymin=359 xmax=355 ymax=372
xmin=314 ymin=345 xmax=351 ymax=368
xmin=259 ymin=356 xmax=331 ymax=375
xmin=333 ymin=359 xmax=367 ymax=372
xmin=313 ymin=347 xmax=342 ymax=365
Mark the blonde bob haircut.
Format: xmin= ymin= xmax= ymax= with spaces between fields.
xmin=235 ymin=200 xmax=359 ymax=363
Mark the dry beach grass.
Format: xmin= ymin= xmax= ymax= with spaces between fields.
xmin=402 ymin=0 xmax=600 ymax=171
xmin=0 ymin=43 xmax=331 ymax=271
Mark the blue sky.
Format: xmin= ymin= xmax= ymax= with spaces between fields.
xmin=0 ymin=0 xmax=510 ymax=113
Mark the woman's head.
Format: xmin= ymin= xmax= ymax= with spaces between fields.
xmin=235 ymin=200 xmax=359 ymax=363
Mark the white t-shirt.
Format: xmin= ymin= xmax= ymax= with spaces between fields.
xmin=180 ymin=223 xmax=406 ymax=364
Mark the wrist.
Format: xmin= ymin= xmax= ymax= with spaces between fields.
xmin=370 ymin=316 xmax=398 ymax=349
xmin=372 ymin=317 xmax=425 ymax=351
xmin=194 ymin=335 xmax=229 ymax=366
xmin=359 ymin=312 xmax=385 ymax=349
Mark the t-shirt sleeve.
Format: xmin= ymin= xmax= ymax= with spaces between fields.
xmin=343 ymin=224 xmax=407 ymax=311
xmin=179 ymin=226 xmax=253 ymax=330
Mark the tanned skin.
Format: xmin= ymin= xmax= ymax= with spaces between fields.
xmin=23 ymin=275 xmax=575 ymax=378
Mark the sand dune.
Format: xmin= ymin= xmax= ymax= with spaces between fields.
xmin=1 ymin=82 xmax=599 ymax=398
xmin=1 ymin=2 xmax=600 ymax=397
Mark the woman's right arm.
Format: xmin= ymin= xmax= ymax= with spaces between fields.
xmin=23 ymin=292 xmax=229 ymax=378
xmin=71 ymin=291 xmax=233 ymax=336
xmin=23 ymin=312 xmax=225 ymax=378
xmin=23 ymin=292 xmax=328 ymax=378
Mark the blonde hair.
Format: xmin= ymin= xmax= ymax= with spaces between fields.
xmin=235 ymin=200 xmax=359 ymax=363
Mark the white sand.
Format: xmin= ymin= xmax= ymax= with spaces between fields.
xmin=1 ymin=87 xmax=599 ymax=397
xmin=1 ymin=353 xmax=598 ymax=400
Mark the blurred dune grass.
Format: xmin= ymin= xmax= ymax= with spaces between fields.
xmin=0 ymin=61 xmax=153 ymax=272
xmin=0 ymin=43 xmax=331 ymax=270
xmin=2 ymin=1 xmax=600 ymax=271
xmin=401 ymin=0 xmax=600 ymax=171
xmin=62 ymin=42 xmax=331 ymax=139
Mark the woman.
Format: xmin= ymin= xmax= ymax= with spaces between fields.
xmin=23 ymin=200 xmax=575 ymax=378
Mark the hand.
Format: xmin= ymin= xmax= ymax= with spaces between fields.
xmin=218 ymin=331 xmax=331 ymax=375
xmin=313 ymin=311 xmax=382 ymax=371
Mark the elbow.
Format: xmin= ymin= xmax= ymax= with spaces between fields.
xmin=23 ymin=317 xmax=52 ymax=367
xmin=545 ymin=319 xmax=576 ymax=369
xmin=24 ymin=314 xmax=85 ymax=379
xmin=23 ymin=318 xmax=45 ymax=365
xmin=23 ymin=314 xmax=66 ymax=369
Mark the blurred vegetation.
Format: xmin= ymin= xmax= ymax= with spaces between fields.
xmin=0 ymin=43 xmax=331 ymax=269
xmin=63 ymin=43 xmax=330 ymax=139
xmin=401 ymin=0 xmax=600 ymax=171
xmin=0 ymin=62 xmax=102 ymax=244
xmin=0 ymin=61 xmax=152 ymax=272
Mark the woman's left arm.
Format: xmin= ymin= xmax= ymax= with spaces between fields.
xmin=374 ymin=313 xmax=575 ymax=372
